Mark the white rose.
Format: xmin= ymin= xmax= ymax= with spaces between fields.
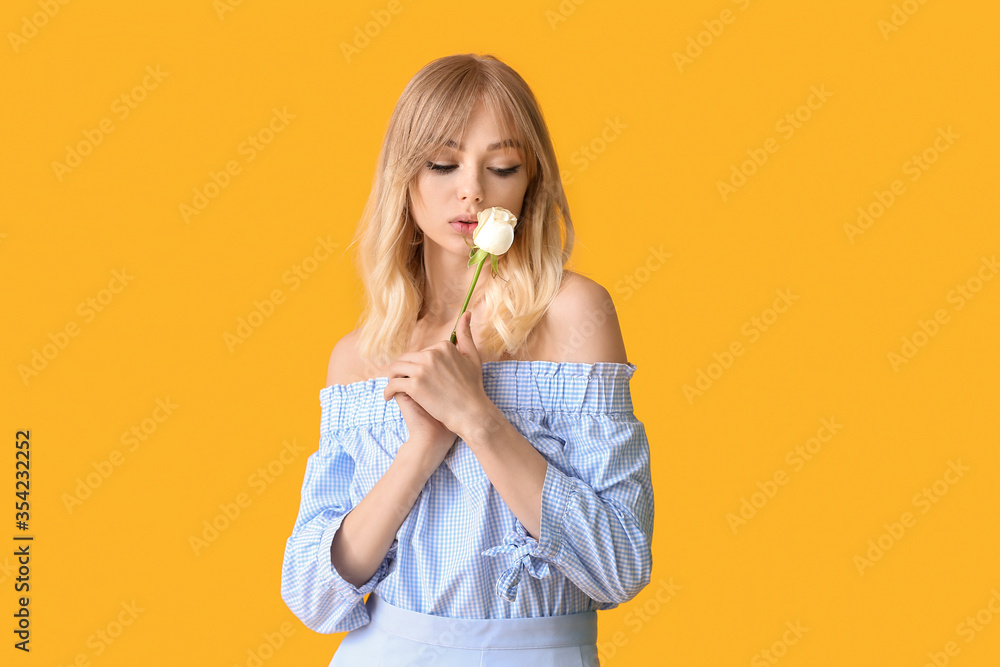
xmin=473 ymin=206 xmax=518 ymax=255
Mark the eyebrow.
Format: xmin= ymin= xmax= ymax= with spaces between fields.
xmin=444 ymin=138 xmax=521 ymax=152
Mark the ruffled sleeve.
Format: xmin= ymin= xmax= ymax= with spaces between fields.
xmin=279 ymin=384 xmax=402 ymax=633
xmin=478 ymin=362 xmax=654 ymax=605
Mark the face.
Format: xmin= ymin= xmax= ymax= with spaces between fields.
xmin=409 ymin=99 xmax=529 ymax=258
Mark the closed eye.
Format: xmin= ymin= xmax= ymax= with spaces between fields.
xmin=426 ymin=162 xmax=522 ymax=177
xmin=427 ymin=162 xmax=457 ymax=174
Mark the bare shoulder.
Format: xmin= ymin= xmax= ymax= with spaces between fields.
xmin=326 ymin=329 xmax=382 ymax=388
xmin=532 ymin=270 xmax=629 ymax=364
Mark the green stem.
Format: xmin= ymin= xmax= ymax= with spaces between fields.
xmin=450 ymin=254 xmax=488 ymax=344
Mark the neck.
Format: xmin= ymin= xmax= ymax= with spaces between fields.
xmin=419 ymin=239 xmax=485 ymax=326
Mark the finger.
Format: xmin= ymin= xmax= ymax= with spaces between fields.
xmin=385 ymin=359 xmax=421 ymax=380
xmin=457 ymin=310 xmax=480 ymax=361
xmin=384 ymin=377 xmax=410 ymax=401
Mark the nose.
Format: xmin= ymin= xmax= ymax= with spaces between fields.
xmin=458 ymin=168 xmax=484 ymax=203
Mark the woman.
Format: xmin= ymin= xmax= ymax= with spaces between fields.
xmin=281 ymin=53 xmax=654 ymax=666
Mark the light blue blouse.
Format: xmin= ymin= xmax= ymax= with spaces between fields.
xmin=280 ymin=360 xmax=654 ymax=634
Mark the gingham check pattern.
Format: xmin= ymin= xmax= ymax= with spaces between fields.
xmin=280 ymin=360 xmax=654 ymax=634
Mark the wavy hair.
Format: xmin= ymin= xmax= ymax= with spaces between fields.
xmin=349 ymin=53 xmax=574 ymax=367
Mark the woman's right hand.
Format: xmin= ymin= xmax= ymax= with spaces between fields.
xmin=392 ymin=391 xmax=458 ymax=468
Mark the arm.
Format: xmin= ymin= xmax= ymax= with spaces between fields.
xmin=281 ymin=339 xmax=436 ymax=633
xmin=462 ymin=406 xmax=547 ymax=539
xmin=280 ymin=444 xmax=389 ymax=633
xmin=281 ymin=440 xmax=433 ymax=634
xmin=331 ymin=445 xmax=439 ymax=586
xmin=457 ymin=275 xmax=629 ymax=539
xmin=467 ymin=405 xmax=654 ymax=604
xmin=532 ymin=414 xmax=653 ymax=604
xmin=461 ymin=277 xmax=653 ymax=603
xmin=324 ymin=331 xmax=440 ymax=586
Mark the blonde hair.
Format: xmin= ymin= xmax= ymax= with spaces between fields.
xmin=349 ymin=53 xmax=574 ymax=367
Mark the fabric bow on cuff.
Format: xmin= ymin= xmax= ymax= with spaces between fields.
xmin=481 ymin=522 xmax=551 ymax=602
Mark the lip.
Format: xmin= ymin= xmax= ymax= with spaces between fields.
xmin=449 ymin=221 xmax=478 ymax=233
xmin=449 ymin=212 xmax=479 ymax=234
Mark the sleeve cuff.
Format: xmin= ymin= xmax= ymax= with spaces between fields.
xmin=318 ymin=511 xmax=397 ymax=601
xmin=480 ymin=461 xmax=577 ymax=601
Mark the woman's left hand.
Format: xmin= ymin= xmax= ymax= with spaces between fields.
xmin=383 ymin=310 xmax=493 ymax=440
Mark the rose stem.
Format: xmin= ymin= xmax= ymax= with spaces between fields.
xmin=450 ymin=254 xmax=488 ymax=345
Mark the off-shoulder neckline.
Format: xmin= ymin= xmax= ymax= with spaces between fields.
xmin=321 ymin=359 xmax=637 ymax=393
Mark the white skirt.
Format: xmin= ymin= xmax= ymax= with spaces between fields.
xmin=329 ymin=593 xmax=600 ymax=666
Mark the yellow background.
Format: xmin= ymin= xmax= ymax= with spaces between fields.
xmin=3 ymin=0 xmax=999 ymax=664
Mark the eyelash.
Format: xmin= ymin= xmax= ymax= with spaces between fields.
xmin=426 ymin=162 xmax=521 ymax=177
